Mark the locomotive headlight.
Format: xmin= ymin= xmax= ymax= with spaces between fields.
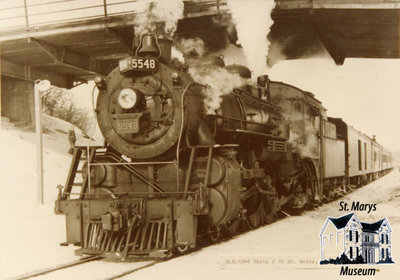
xmin=118 ymin=88 xmax=138 ymax=109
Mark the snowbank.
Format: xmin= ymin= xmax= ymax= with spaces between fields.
xmin=0 ymin=126 xmax=79 ymax=279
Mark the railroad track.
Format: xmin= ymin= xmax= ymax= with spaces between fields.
xmin=6 ymin=256 xmax=160 ymax=280
xmin=100 ymin=261 xmax=160 ymax=280
xmin=6 ymin=256 xmax=101 ymax=280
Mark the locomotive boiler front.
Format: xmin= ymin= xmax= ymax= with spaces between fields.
xmin=96 ymin=36 xmax=201 ymax=160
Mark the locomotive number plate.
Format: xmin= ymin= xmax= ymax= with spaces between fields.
xmin=114 ymin=113 xmax=142 ymax=134
xmin=119 ymin=56 xmax=158 ymax=73
xmin=116 ymin=119 xmax=139 ymax=133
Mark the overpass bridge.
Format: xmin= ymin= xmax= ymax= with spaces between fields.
xmin=0 ymin=0 xmax=230 ymax=89
xmin=1 ymin=0 xmax=400 ymax=124
xmin=270 ymin=0 xmax=400 ymax=65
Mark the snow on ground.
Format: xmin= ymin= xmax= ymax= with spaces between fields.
xmin=0 ymin=115 xmax=102 ymax=279
xmin=1 ymin=121 xmax=399 ymax=279
xmin=125 ymin=171 xmax=400 ymax=280
xmin=0 ymin=128 xmax=76 ymax=279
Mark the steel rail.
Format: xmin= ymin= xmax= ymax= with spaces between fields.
xmin=100 ymin=261 xmax=161 ymax=280
xmin=6 ymin=256 xmax=102 ymax=280
xmin=6 ymin=257 xmax=159 ymax=280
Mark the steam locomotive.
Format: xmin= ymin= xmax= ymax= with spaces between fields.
xmin=55 ymin=34 xmax=392 ymax=259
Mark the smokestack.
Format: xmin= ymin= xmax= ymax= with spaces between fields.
xmin=158 ymin=38 xmax=172 ymax=61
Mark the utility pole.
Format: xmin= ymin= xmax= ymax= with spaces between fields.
xmin=34 ymin=79 xmax=50 ymax=204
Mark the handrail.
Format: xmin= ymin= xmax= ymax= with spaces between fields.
xmin=176 ymin=81 xmax=196 ymax=194
xmin=0 ymin=0 xmax=227 ymax=33
xmin=90 ymin=161 xmax=176 ymax=166
xmin=96 ymin=151 xmax=168 ymax=193
xmin=65 ymin=191 xmax=196 ymax=196
xmin=0 ymin=0 xmax=139 ymax=31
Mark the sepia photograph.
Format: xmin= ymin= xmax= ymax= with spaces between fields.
xmin=1 ymin=0 xmax=399 ymax=279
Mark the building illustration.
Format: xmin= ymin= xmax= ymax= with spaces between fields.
xmin=319 ymin=213 xmax=393 ymax=264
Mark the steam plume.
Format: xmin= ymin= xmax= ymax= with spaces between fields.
xmin=189 ymin=66 xmax=246 ymax=114
xmin=176 ymin=38 xmax=206 ymax=58
xmin=289 ymin=120 xmax=319 ymax=158
xmin=267 ymin=39 xmax=289 ymax=67
xmin=133 ymin=0 xmax=184 ymax=37
xmin=279 ymin=106 xmax=319 ymax=158
xmin=227 ymin=0 xmax=275 ymax=76
xmin=171 ymin=46 xmax=185 ymax=63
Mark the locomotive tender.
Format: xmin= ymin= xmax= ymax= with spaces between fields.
xmin=55 ymin=34 xmax=392 ymax=259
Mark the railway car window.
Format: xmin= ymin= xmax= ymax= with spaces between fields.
xmin=370 ymin=144 xmax=373 ymax=169
xmin=293 ymin=101 xmax=302 ymax=113
xmin=364 ymin=142 xmax=367 ymax=170
xmin=358 ymin=140 xmax=362 ymax=171
xmin=314 ymin=116 xmax=320 ymax=131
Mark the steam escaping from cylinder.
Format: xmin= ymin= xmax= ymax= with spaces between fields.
xmin=189 ymin=66 xmax=246 ymax=115
xmin=289 ymin=121 xmax=319 ymax=159
xmin=133 ymin=0 xmax=184 ymax=37
xmin=283 ymin=110 xmax=319 ymax=159
xmin=227 ymin=0 xmax=275 ymax=75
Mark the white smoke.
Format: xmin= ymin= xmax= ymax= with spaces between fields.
xmin=282 ymin=109 xmax=319 ymax=159
xmin=189 ymin=66 xmax=246 ymax=114
xmin=289 ymin=121 xmax=319 ymax=158
xmin=133 ymin=0 xmax=184 ymax=37
xmin=171 ymin=46 xmax=185 ymax=63
xmin=176 ymin=37 xmax=206 ymax=58
xmin=267 ymin=39 xmax=288 ymax=67
xmin=227 ymin=0 xmax=275 ymax=76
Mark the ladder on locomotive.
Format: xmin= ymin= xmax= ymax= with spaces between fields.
xmin=63 ymin=147 xmax=95 ymax=199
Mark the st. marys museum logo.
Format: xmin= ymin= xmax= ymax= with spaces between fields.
xmin=319 ymin=213 xmax=394 ymax=275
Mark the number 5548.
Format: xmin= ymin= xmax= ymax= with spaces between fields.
xmin=132 ymin=58 xmax=155 ymax=69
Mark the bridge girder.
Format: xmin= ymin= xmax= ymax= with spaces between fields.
xmin=1 ymin=59 xmax=75 ymax=89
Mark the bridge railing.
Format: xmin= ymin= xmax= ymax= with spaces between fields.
xmin=0 ymin=0 xmax=228 ymax=33
xmin=276 ymin=0 xmax=400 ymax=9
xmin=0 ymin=0 xmax=141 ymax=32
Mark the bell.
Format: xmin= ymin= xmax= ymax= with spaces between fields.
xmin=137 ymin=34 xmax=160 ymax=57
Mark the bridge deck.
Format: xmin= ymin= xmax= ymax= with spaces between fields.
xmin=0 ymin=0 xmax=399 ymax=88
